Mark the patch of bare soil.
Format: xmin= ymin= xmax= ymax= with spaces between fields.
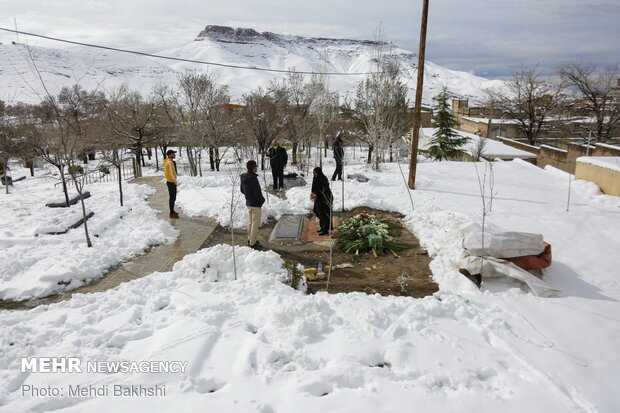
xmin=201 ymin=207 xmax=438 ymax=298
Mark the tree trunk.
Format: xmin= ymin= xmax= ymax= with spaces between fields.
xmin=209 ymin=147 xmax=215 ymax=171
xmin=77 ymin=190 xmax=92 ymax=248
xmin=134 ymin=149 xmax=143 ymax=177
xmin=367 ymin=145 xmax=373 ymax=164
xmin=292 ymin=142 xmax=298 ymax=165
xmin=60 ymin=168 xmax=70 ymax=206
xmin=186 ymin=146 xmax=197 ymax=177
xmin=215 ymin=147 xmax=221 ymax=171
xmin=260 ymin=147 xmax=266 ymax=170
xmin=117 ymin=164 xmax=124 ymax=206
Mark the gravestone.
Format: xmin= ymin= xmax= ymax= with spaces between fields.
xmin=347 ymin=173 xmax=369 ymax=183
xmin=269 ymin=214 xmax=306 ymax=245
xmin=283 ymin=173 xmax=307 ymax=189
xmin=46 ymin=191 xmax=91 ymax=208
xmin=40 ymin=212 xmax=95 ymax=235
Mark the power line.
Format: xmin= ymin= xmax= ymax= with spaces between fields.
xmin=0 ymin=27 xmax=380 ymax=77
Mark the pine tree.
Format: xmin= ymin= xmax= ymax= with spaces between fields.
xmin=426 ymin=87 xmax=470 ymax=160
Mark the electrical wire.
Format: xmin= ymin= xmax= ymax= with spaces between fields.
xmin=0 ymin=27 xmax=385 ymax=77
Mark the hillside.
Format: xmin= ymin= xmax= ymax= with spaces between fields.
xmin=0 ymin=25 xmax=505 ymax=104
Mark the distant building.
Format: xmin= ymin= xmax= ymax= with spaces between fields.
xmin=450 ymin=99 xmax=521 ymax=139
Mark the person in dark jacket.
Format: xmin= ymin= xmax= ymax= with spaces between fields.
xmin=240 ymin=160 xmax=266 ymax=249
xmin=311 ymin=167 xmax=333 ymax=236
xmin=331 ymin=132 xmax=344 ymax=181
xmin=268 ymin=140 xmax=288 ymax=191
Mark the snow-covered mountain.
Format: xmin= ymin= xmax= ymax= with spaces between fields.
xmin=0 ymin=25 xmax=505 ymax=105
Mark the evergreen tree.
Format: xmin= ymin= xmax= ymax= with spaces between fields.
xmin=426 ymin=87 xmax=469 ymax=160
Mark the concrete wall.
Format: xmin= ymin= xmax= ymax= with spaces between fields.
xmin=566 ymin=143 xmax=590 ymax=174
xmin=538 ymin=145 xmax=568 ymax=171
xmin=575 ymin=161 xmax=620 ymax=196
xmin=498 ymin=138 xmax=539 ymax=155
xmin=535 ymin=142 xmax=620 ymax=173
xmin=457 ymin=116 xmax=489 ymax=136
xmin=594 ymin=143 xmax=620 ymax=157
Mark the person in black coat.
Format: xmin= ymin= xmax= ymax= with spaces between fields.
xmin=311 ymin=167 xmax=333 ymax=236
xmin=268 ymin=139 xmax=288 ymax=191
xmin=240 ymin=160 xmax=266 ymax=249
xmin=331 ymin=132 xmax=344 ymax=181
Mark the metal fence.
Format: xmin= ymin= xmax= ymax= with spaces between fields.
xmin=59 ymin=161 xmax=135 ymax=187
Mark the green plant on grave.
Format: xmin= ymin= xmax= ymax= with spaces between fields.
xmin=98 ymin=164 xmax=110 ymax=175
xmin=282 ymin=259 xmax=302 ymax=290
xmin=335 ymin=210 xmax=413 ymax=255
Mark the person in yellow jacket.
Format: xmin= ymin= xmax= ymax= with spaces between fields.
xmin=163 ymin=149 xmax=179 ymax=219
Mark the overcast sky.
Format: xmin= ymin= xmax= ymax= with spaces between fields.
xmin=1 ymin=0 xmax=618 ymax=78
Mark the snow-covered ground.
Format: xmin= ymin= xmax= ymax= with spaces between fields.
xmin=0 ymin=166 xmax=178 ymax=300
xmin=1 ymin=153 xmax=620 ymax=412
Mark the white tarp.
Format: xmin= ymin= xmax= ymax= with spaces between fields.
xmin=460 ymin=254 xmax=559 ymax=297
xmin=461 ymin=231 xmax=557 ymax=297
xmin=463 ymin=231 xmax=545 ymax=258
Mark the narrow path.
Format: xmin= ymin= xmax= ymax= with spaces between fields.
xmin=5 ymin=176 xmax=218 ymax=310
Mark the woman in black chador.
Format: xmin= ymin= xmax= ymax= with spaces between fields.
xmin=310 ymin=167 xmax=333 ymax=236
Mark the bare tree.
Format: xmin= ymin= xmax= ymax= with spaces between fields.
xmin=243 ymin=87 xmax=285 ymax=170
xmin=559 ymin=63 xmax=620 ymax=143
xmin=201 ymin=84 xmax=233 ymax=172
xmin=0 ymin=116 xmax=22 ymax=194
xmin=104 ymin=86 xmax=160 ymax=178
xmin=486 ymin=67 xmax=564 ymax=145
xmin=344 ymin=59 xmax=409 ymax=169
xmin=271 ymin=71 xmax=319 ymax=166
xmin=151 ymin=84 xmax=181 ymax=167
xmin=27 ymin=85 xmax=104 ymax=247
xmin=310 ymin=70 xmax=339 ymax=168
xmin=177 ymin=71 xmax=218 ymax=177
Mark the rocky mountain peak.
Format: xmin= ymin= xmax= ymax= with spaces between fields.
xmin=194 ymin=25 xmax=385 ymax=47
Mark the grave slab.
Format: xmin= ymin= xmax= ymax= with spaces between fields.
xmin=46 ymin=191 xmax=91 ymax=208
xmin=269 ymin=214 xmax=307 ymax=245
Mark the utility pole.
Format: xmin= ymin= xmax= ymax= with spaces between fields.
xmin=408 ymin=0 xmax=430 ymax=189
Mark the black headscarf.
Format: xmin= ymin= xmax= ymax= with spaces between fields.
xmin=312 ymin=167 xmax=332 ymax=206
